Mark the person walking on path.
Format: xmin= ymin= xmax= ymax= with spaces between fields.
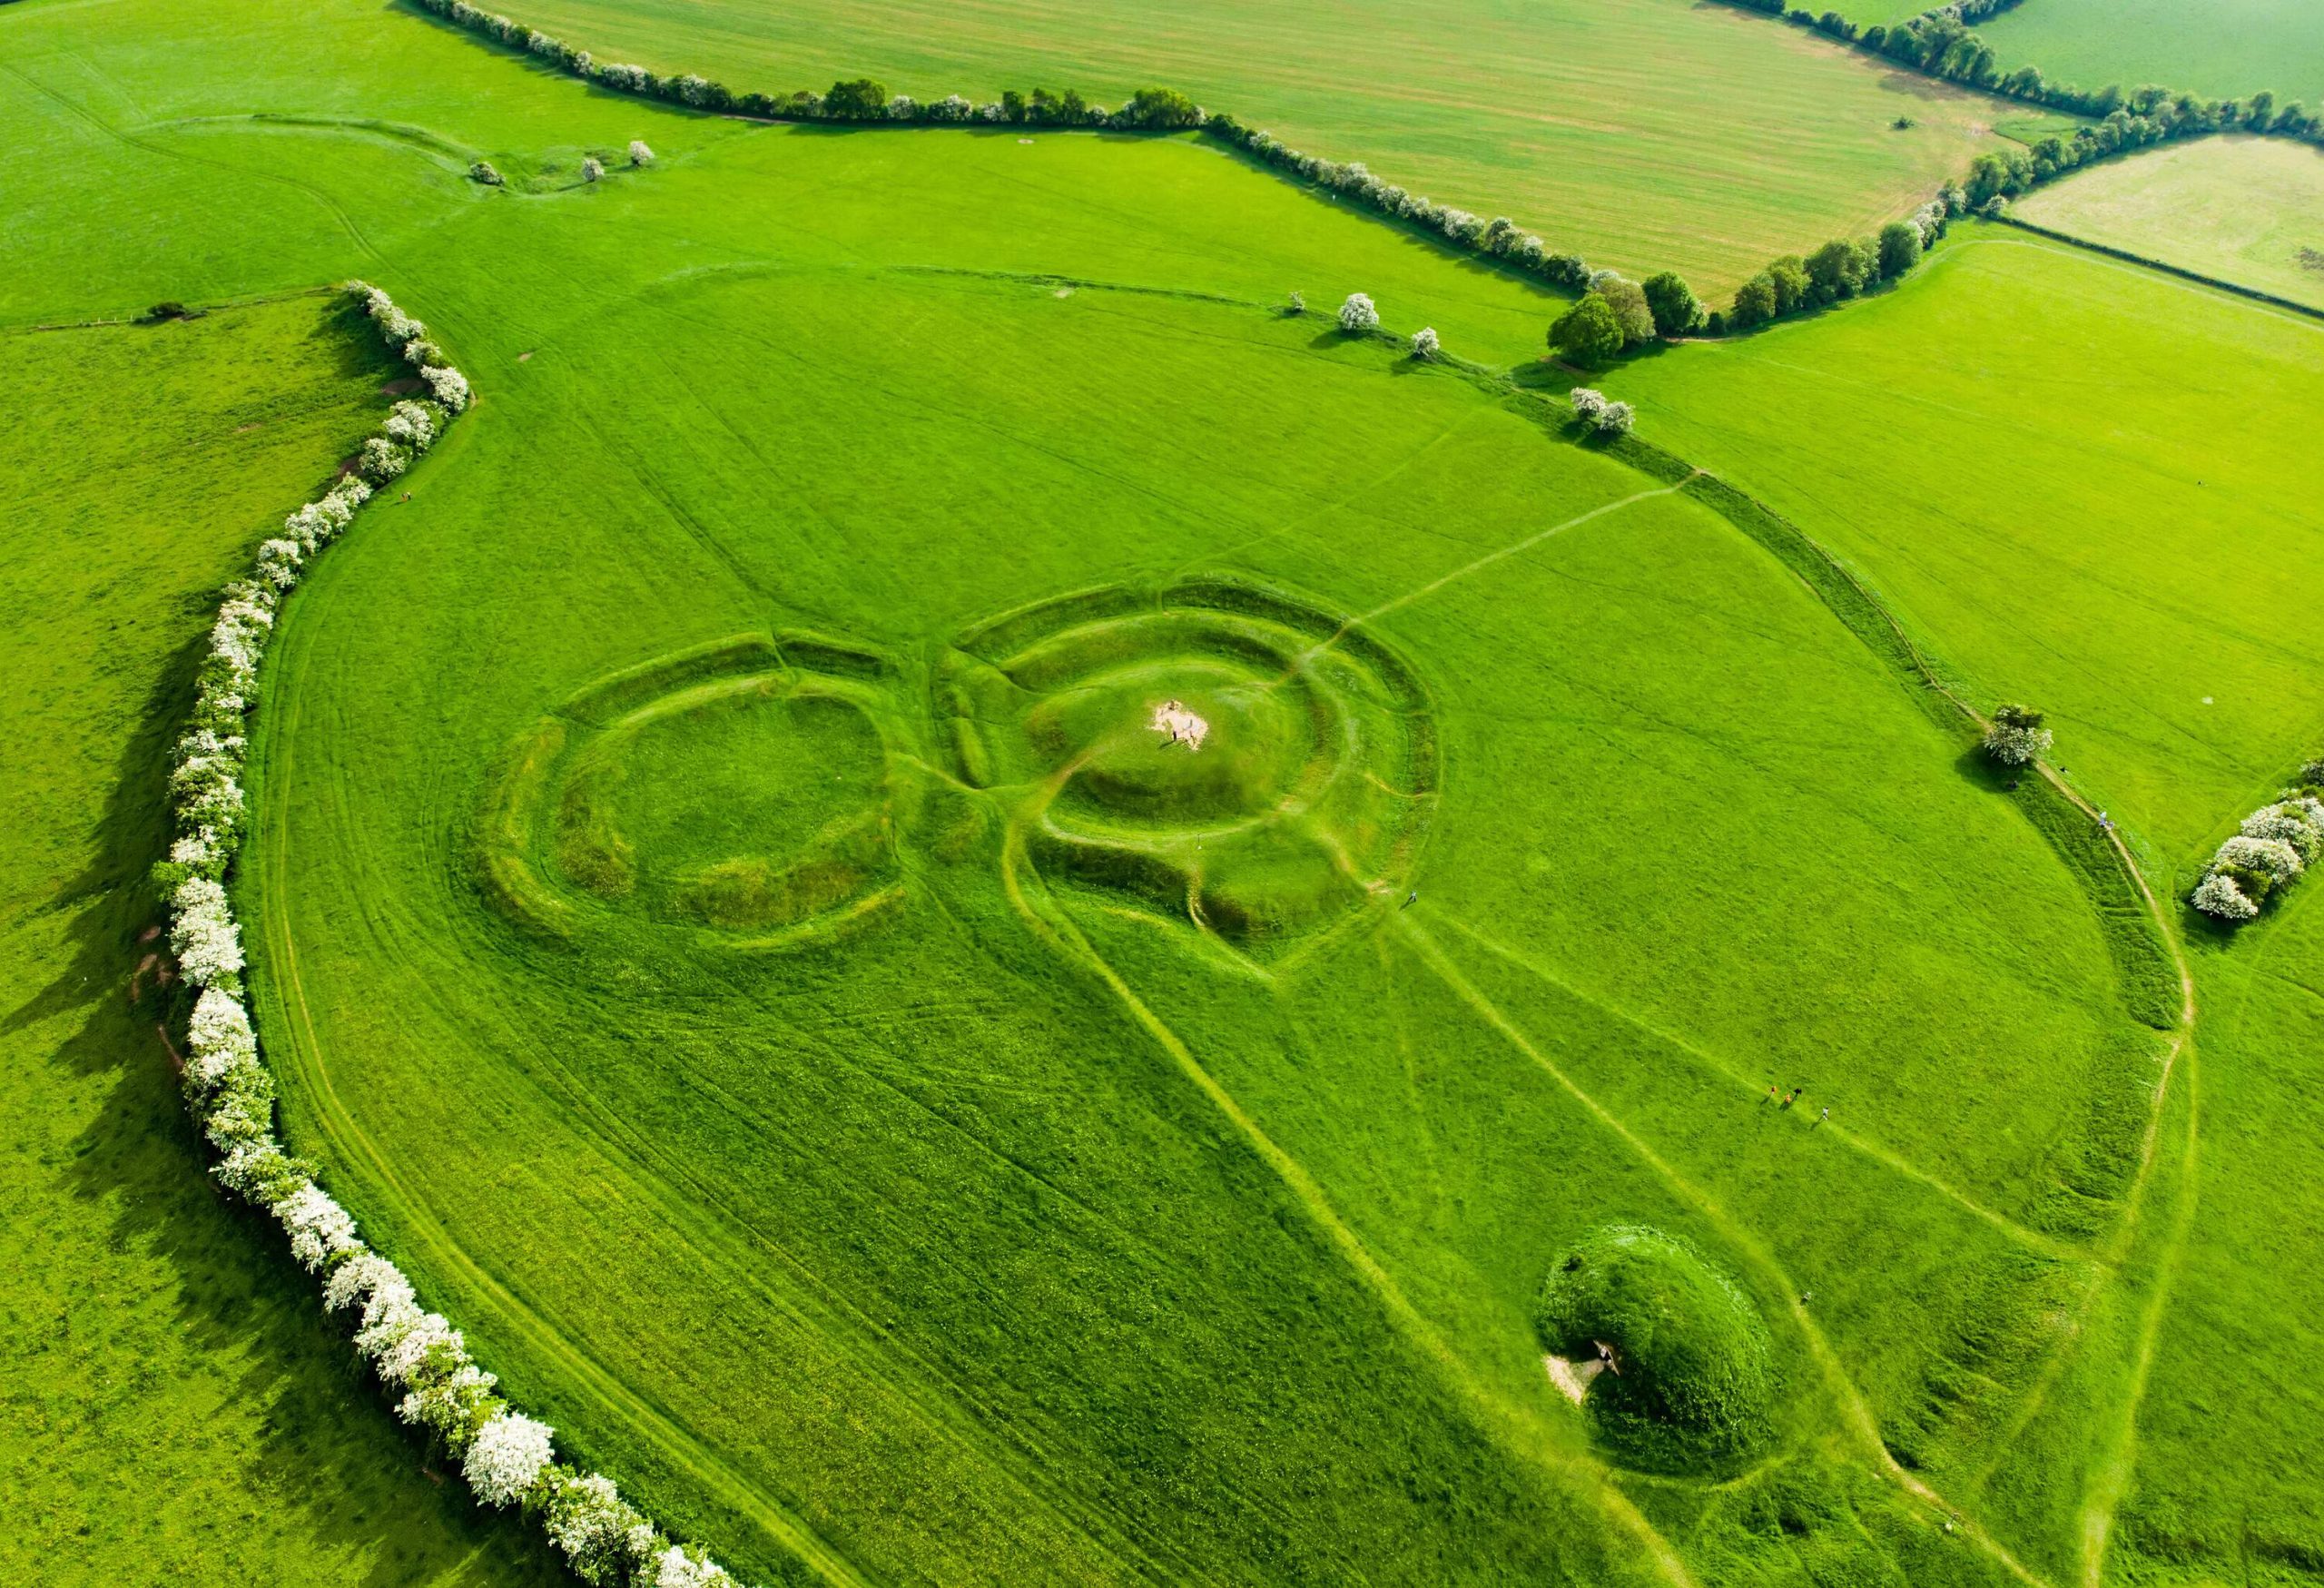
xmin=1814 ymin=1106 xmax=1829 ymax=1129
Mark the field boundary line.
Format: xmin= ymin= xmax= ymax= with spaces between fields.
xmin=1992 ymin=217 xmax=2324 ymax=324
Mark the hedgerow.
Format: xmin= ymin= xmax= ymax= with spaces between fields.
xmin=2190 ymin=772 xmax=2324 ymax=925
xmin=157 ymin=282 xmax=738 ymax=1588
xmin=400 ymin=0 xmax=1625 ymax=306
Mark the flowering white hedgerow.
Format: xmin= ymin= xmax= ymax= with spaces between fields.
xmin=171 ymin=826 xmax=227 ymax=878
xmin=596 ymin=63 xmax=648 ymax=92
xmin=359 ymin=436 xmax=409 ymax=484
xmin=352 ymin=1267 xmax=423 ymax=1360
xmin=544 ymin=1472 xmax=658 ymax=1585
xmin=650 ymin=1545 xmax=735 ymax=1588
xmin=581 ymin=155 xmax=605 ymax=182
xmin=170 ymin=878 xmax=245 ymax=986
xmin=403 ymin=337 xmax=444 ymax=369
xmin=931 ymin=94 xmax=972 ymax=121
xmin=422 ymin=363 xmax=471 ymax=412
xmin=1570 ymin=386 xmax=1607 ymax=420
xmin=322 ymin=1249 xmax=403 ymax=1314
xmin=278 ymin=1182 xmax=362 ymax=1271
xmin=1595 ymin=400 xmax=1635 ymax=436
xmin=383 ymin=399 xmax=439 ymax=453
xmin=212 ymin=1139 xmax=295 ymax=1201
xmin=399 ymin=1359 xmax=498 ymax=1442
xmin=378 ymin=1313 xmax=462 ymax=1385
xmin=465 ymin=1413 xmax=556 ymax=1506
xmin=1982 ymin=704 xmax=2051 ymax=767
xmin=1411 ymin=326 xmax=1440 ymax=360
xmin=2242 ymin=803 xmax=2324 ymax=861
xmin=2215 ymin=834 xmax=2303 ymax=883
xmin=2192 ymin=871 xmax=2258 ymax=922
xmin=1337 ymin=292 xmax=1379 ymax=332
xmin=628 ymin=138 xmax=655 ymax=166
xmin=186 ymin=986 xmax=258 ymax=1094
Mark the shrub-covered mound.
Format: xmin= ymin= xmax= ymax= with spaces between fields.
xmin=1533 ymin=1225 xmax=1776 ymax=1473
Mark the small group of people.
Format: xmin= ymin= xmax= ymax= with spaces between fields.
xmin=1763 ymin=1083 xmax=1829 ymax=1128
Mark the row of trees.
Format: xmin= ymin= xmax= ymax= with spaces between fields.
xmin=1723 ymin=196 xmax=1948 ymax=333
xmin=2191 ymin=767 xmax=2324 ymax=923
xmin=1547 ymin=269 xmax=1702 ymax=363
xmin=156 ymin=281 xmax=734 ymax=1588
xmin=1725 ymin=0 xmax=2322 ymax=149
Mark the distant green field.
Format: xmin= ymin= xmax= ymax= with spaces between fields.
xmin=504 ymin=0 xmax=2022 ymax=294
xmin=2014 ymin=134 xmax=2324 ymax=310
xmin=1610 ymin=223 xmax=2324 ymax=874
xmin=1980 ymin=0 xmax=2324 ymax=104
xmin=0 ymin=299 xmax=560 ymax=1586
xmin=5 ymin=0 xmax=2309 ymax=1584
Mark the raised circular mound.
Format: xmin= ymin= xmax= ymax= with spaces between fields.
xmin=938 ymin=578 xmax=1438 ymax=955
xmin=1533 ymin=1224 xmax=1776 ymax=1473
xmin=476 ymin=632 xmax=904 ymax=945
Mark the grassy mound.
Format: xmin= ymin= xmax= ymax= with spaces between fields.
xmin=1534 ymin=1225 xmax=1776 ymax=1473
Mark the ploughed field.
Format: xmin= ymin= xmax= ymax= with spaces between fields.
xmin=5 ymin=0 xmax=2321 ymax=1585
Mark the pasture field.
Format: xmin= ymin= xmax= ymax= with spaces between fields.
xmin=1979 ymin=0 xmax=2324 ymax=106
xmin=0 ymin=299 xmax=560 ymax=1585
xmin=2012 ymin=135 xmax=2324 ymax=311
xmin=3 ymin=0 xmax=2314 ymax=1584
xmin=1608 ymin=223 xmax=2324 ymax=873
xmin=499 ymin=0 xmax=2019 ymax=293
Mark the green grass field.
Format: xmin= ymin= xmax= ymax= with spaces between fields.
xmin=6 ymin=0 xmax=2320 ymax=1584
xmin=1610 ymin=223 xmax=2324 ymax=873
xmin=1979 ymin=0 xmax=2324 ymax=105
xmin=499 ymin=0 xmax=2021 ymax=294
xmin=2013 ymin=135 xmax=2324 ymax=310
xmin=0 ymin=298 xmax=563 ymax=1585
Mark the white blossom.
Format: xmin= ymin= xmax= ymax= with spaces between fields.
xmin=323 ymin=1249 xmax=406 ymax=1314
xmin=1570 ymin=386 xmax=1607 ymax=419
xmin=399 ymin=1360 xmax=498 ymax=1438
xmin=1337 ymin=292 xmax=1379 ymax=332
xmin=2215 ymin=834 xmax=2302 ymax=883
xmin=465 ymin=1413 xmax=556 ymax=1506
xmin=383 ymin=399 xmax=439 ymax=453
xmin=1411 ymin=326 xmax=1440 ymax=360
xmin=378 ymin=1313 xmax=462 ymax=1385
xmin=2192 ymin=871 xmax=2258 ymax=922
xmin=545 ymin=1473 xmax=657 ymax=1584
xmin=1594 ymin=399 xmax=1635 ymax=436
xmin=581 ymin=155 xmax=605 ymax=182
xmin=422 ymin=363 xmax=471 ymax=412
xmin=185 ymin=987 xmax=257 ymax=1094
xmin=359 ymin=436 xmax=409 ymax=483
xmin=278 ymin=1182 xmax=362 ymax=1271
xmin=628 ymin=138 xmax=655 ymax=166
xmin=2241 ymin=803 xmax=2324 ymax=861
xmin=170 ymin=878 xmax=244 ymax=985
xmin=650 ymin=1545 xmax=734 ymax=1588
xmin=1982 ymin=705 xmax=2052 ymax=767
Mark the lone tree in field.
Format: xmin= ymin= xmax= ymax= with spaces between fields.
xmin=1412 ymin=326 xmax=1441 ymax=360
xmin=1338 ymin=292 xmax=1380 ymax=332
xmin=581 ymin=156 xmax=605 ymax=182
xmin=826 ymin=78 xmax=891 ymax=119
xmin=628 ymin=140 xmax=655 ymax=166
xmin=1876 ymin=220 xmax=1923 ymax=280
xmin=1285 ymin=290 xmax=1305 ymax=315
xmin=1640 ymin=272 xmax=1701 ymax=339
xmin=1983 ymin=703 xmax=2052 ymax=767
xmin=1550 ymin=293 xmax=1623 ymax=368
